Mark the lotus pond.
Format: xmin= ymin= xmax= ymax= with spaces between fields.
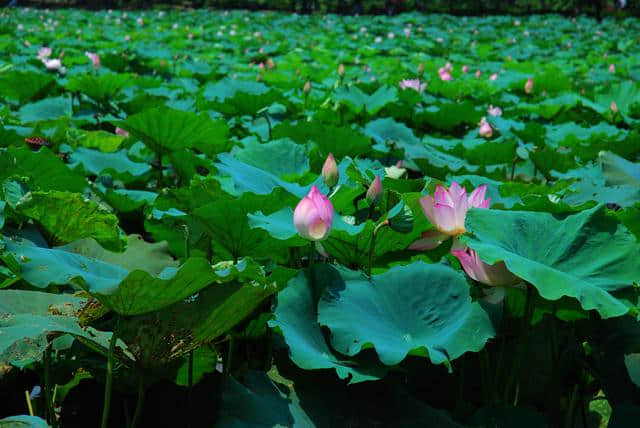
xmin=0 ymin=6 xmax=640 ymax=428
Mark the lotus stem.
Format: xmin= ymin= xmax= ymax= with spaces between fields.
xmin=101 ymin=325 xmax=118 ymax=428
xmin=25 ymin=390 xmax=34 ymax=416
xmin=367 ymin=220 xmax=389 ymax=277
xmin=130 ymin=375 xmax=145 ymax=428
xmin=187 ymin=350 xmax=194 ymax=428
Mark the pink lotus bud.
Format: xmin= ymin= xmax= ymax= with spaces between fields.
xmin=417 ymin=63 xmax=424 ymax=74
xmin=338 ymin=63 xmax=345 ymax=76
xmin=366 ymin=176 xmax=382 ymax=205
xmin=490 ymin=73 xmax=498 ymax=81
xmin=478 ymin=117 xmax=493 ymax=138
xmin=42 ymin=58 xmax=62 ymax=70
xmin=85 ymin=51 xmax=100 ymax=69
xmin=37 ymin=46 xmax=52 ymax=60
xmin=399 ymin=78 xmax=426 ymax=92
xmin=303 ymin=80 xmax=312 ymax=94
xmin=258 ymin=62 xmax=265 ymax=70
xmin=419 ymin=182 xmax=490 ymax=236
xmin=452 ymin=246 xmax=519 ymax=287
xmin=445 ymin=62 xmax=453 ymax=71
xmin=321 ymin=153 xmax=339 ymax=187
xmin=462 ymin=65 xmax=469 ymax=73
xmin=115 ymin=127 xmax=129 ymax=137
xmin=438 ymin=68 xmax=453 ymax=81
xmin=293 ymin=185 xmax=334 ymax=241
xmin=487 ymin=105 xmax=502 ymax=117
xmin=609 ymin=63 xmax=616 ymax=73
xmin=524 ymin=78 xmax=534 ymax=94
xmin=475 ymin=70 xmax=481 ymax=79
xmin=610 ymin=101 xmax=619 ymax=114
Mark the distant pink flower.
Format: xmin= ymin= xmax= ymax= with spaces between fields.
xmin=524 ymin=78 xmax=534 ymax=94
xmin=452 ymin=246 xmax=520 ymax=287
xmin=42 ymin=58 xmax=62 ymax=70
xmin=419 ymin=182 xmax=490 ymax=237
xmin=610 ymin=101 xmax=619 ymax=114
xmin=489 ymin=73 xmax=498 ymax=81
xmin=478 ymin=117 xmax=493 ymax=138
xmin=37 ymin=46 xmax=51 ymax=60
xmin=321 ymin=153 xmax=339 ymax=188
xmin=488 ymin=105 xmax=502 ymax=117
xmin=399 ymin=79 xmax=426 ymax=92
xmin=462 ymin=65 xmax=469 ymax=73
xmin=475 ymin=70 xmax=481 ymax=79
xmin=85 ymin=51 xmax=100 ymax=69
xmin=366 ymin=176 xmax=382 ymax=205
xmin=115 ymin=127 xmax=129 ymax=137
xmin=403 ymin=28 xmax=411 ymax=38
xmin=609 ymin=63 xmax=616 ymax=74
xmin=438 ymin=67 xmax=453 ymax=81
xmin=294 ymin=185 xmax=334 ymax=241
xmin=445 ymin=62 xmax=453 ymax=71
xmin=258 ymin=62 xmax=264 ymax=70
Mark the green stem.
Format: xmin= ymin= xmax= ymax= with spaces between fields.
xmin=263 ymin=113 xmax=272 ymax=141
xmin=510 ymin=157 xmax=517 ymax=181
xmin=564 ymin=383 xmax=579 ymax=428
xmin=101 ymin=327 xmax=118 ymax=428
xmin=43 ymin=344 xmax=53 ymax=426
xmin=187 ymin=350 xmax=194 ymax=428
xmin=223 ymin=335 xmax=235 ymax=386
xmin=130 ymin=375 xmax=145 ymax=428
xmin=504 ymin=285 xmax=535 ymax=404
xmin=367 ymin=220 xmax=389 ymax=277
xmin=183 ymin=225 xmax=190 ymax=259
xmin=481 ymin=348 xmax=493 ymax=405
xmin=308 ymin=241 xmax=315 ymax=269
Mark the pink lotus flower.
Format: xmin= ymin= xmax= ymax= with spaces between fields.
xmin=85 ymin=51 xmax=100 ymax=69
xmin=489 ymin=73 xmax=498 ymax=81
xmin=438 ymin=67 xmax=453 ymax=81
xmin=478 ymin=118 xmax=493 ymax=138
xmin=419 ymin=182 xmax=490 ymax=237
xmin=321 ymin=153 xmax=339 ymax=188
xmin=487 ymin=105 xmax=502 ymax=117
xmin=462 ymin=65 xmax=469 ymax=74
xmin=475 ymin=70 xmax=481 ymax=79
xmin=399 ymin=79 xmax=426 ymax=92
xmin=524 ymin=78 xmax=534 ymax=94
xmin=294 ymin=185 xmax=334 ymax=241
xmin=115 ymin=127 xmax=129 ymax=137
xmin=42 ymin=58 xmax=63 ymax=71
xmin=37 ymin=47 xmax=52 ymax=60
xmin=366 ymin=176 xmax=382 ymax=205
xmin=452 ymin=246 xmax=519 ymax=287
xmin=610 ymin=101 xmax=619 ymax=114
xmin=609 ymin=63 xmax=616 ymax=73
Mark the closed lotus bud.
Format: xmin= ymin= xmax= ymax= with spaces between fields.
xmin=366 ymin=175 xmax=383 ymax=205
xmin=462 ymin=64 xmax=469 ymax=73
xmin=266 ymin=58 xmax=275 ymax=69
xmin=490 ymin=73 xmax=498 ymax=81
xmin=303 ymin=80 xmax=312 ymax=94
xmin=609 ymin=63 xmax=616 ymax=74
xmin=478 ymin=117 xmax=493 ymax=138
xmin=475 ymin=70 xmax=481 ymax=79
xmin=115 ymin=127 xmax=129 ymax=137
xmin=524 ymin=78 xmax=534 ymax=94
xmin=321 ymin=153 xmax=339 ymax=187
xmin=85 ymin=51 xmax=100 ymax=69
xmin=293 ymin=185 xmax=334 ymax=241
xmin=610 ymin=101 xmax=618 ymax=114
xmin=338 ymin=63 xmax=345 ymax=76
xmin=452 ymin=246 xmax=520 ymax=287
xmin=417 ymin=62 xmax=424 ymax=75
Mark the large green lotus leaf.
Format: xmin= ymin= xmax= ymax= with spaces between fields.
xmin=363 ymin=117 xmax=418 ymax=152
xmin=17 ymin=96 xmax=72 ymax=123
xmin=317 ymin=262 xmax=494 ymax=366
xmin=56 ymin=234 xmax=177 ymax=277
xmin=269 ymin=270 xmax=387 ymax=384
xmin=173 ymin=346 xmax=217 ymax=387
xmin=202 ymin=78 xmax=270 ymax=102
xmin=67 ymin=147 xmax=151 ymax=184
xmin=192 ymin=190 xmax=297 ymax=260
xmin=0 ymin=201 xmax=4 ymax=229
xmin=213 ymin=90 xmax=283 ymax=116
xmin=66 ymin=73 xmax=133 ymax=102
xmin=115 ymin=106 xmax=228 ymax=154
xmin=15 ymin=191 xmax=124 ymax=252
xmin=461 ymin=205 xmax=640 ymax=318
xmin=334 ymin=85 xmax=397 ymax=115
xmin=599 ymin=151 xmax=640 ymax=187
xmin=0 ymin=70 xmax=55 ymax=103
xmin=624 ymin=354 xmax=640 ymax=388
xmin=232 ymin=137 xmax=309 ymax=178
xmin=0 ymin=147 xmax=86 ymax=194
xmin=0 ymin=289 xmax=86 ymax=316
xmin=0 ymin=415 xmax=49 ymax=428
xmin=415 ymin=101 xmax=482 ymax=131
xmin=65 ymin=129 xmax=125 ymax=152
xmin=271 ymin=121 xmax=371 ymax=159
xmin=595 ymin=81 xmax=640 ymax=117
xmin=117 ymin=261 xmax=281 ymax=366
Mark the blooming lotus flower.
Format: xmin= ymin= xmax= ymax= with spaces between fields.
xmin=452 ymin=246 xmax=519 ymax=287
xmin=419 ymin=182 xmax=490 ymax=236
xmin=462 ymin=65 xmax=469 ymax=73
xmin=399 ymin=79 xmax=426 ymax=92
xmin=438 ymin=67 xmax=453 ymax=81
xmin=42 ymin=58 xmax=63 ymax=71
xmin=366 ymin=176 xmax=382 ymax=205
xmin=294 ymin=185 xmax=334 ymax=241
xmin=478 ymin=118 xmax=493 ymax=138
xmin=85 ymin=51 xmax=100 ymax=69
xmin=321 ymin=153 xmax=339 ymax=188
xmin=609 ymin=63 xmax=616 ymax=74
xmin=37 ymin=46 xmax=51 ymax=60
xmin=488 ymin=105 xmax=502 ymax=117
xmin=524 ymin=78 xmax=534 ymax=94
xmin=490 ymin=73 xmax=498 ymax=81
